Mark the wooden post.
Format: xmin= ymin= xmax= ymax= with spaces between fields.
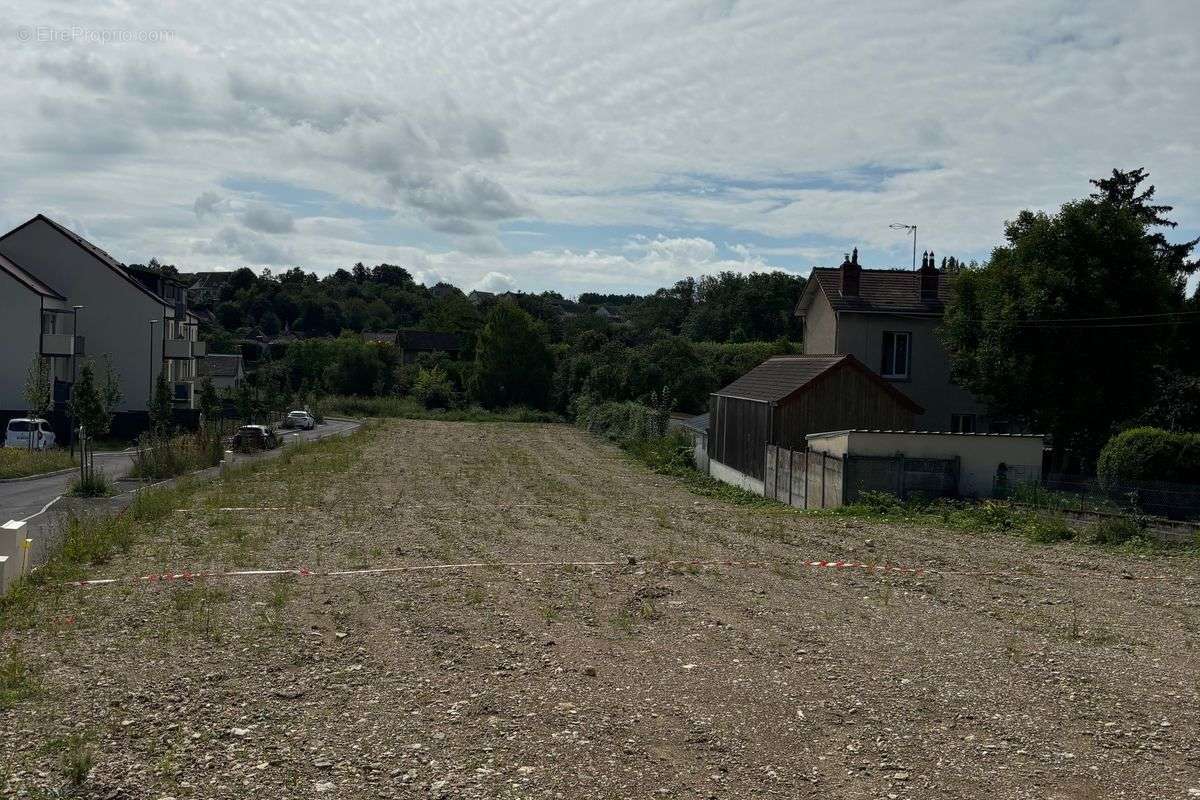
xmin=820 ymin=452 xmax=827 ymax=508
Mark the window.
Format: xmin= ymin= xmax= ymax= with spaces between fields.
xmin=880 ymin=331 xmax=911 ymax=378
xmin=951 ymin=413 xmax=977 ymax=433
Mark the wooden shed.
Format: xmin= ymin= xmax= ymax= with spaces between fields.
xmin=708 ymin=354 xmax=923 ymax=487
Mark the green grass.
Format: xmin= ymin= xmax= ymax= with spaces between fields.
xmin=0 ymin=427 xmax=371 ymax=636
xmin=0 ymin=447 xmax=75 ymax=480
xmin=321 ymin=394 xmax=561 ymax=423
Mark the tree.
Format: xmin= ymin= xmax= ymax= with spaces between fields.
xmin=149 ymin=372 xmax=173 ymax=435
xmin=197 ymin=375 xmax=221 ymax=429
xmin=22 ymin=355 xmax=53 ymax=422
xmin=941 ymin=169 xmax=1195 ymax=465
xmin=96 ymin=356 xmax=122 ymax=438
xmin=471 ymin=301 xmax=554 ymax=409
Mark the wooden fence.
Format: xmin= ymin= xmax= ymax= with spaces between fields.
xmin=764 ymin=445 xmax=845 ymax=509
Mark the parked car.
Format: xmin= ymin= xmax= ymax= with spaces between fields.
xmin=4 ymin=418 xmax=56 ymax=450
xmin=281 ymin=410 xmax=316 ymax=430
xmin=232 ymin=424 xmax=279 ymax=452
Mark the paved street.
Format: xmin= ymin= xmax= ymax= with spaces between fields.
xmin=0 ymin=418 xmax=360 ymax=524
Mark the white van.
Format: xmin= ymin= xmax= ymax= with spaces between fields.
xmin=3 ymin=418 xmax=57 ymax=450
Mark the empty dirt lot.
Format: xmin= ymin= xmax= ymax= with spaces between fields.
xmin=3 ymin=420 xmax=1199 ymax=799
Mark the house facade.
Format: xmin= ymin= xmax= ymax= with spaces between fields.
xmin=795 ymin=249 xmax=991 ymax=433
xmin=0 ymin=215 xmax=206 ymax=433
xmin=199 ymin=354 xmax=245 ymax=392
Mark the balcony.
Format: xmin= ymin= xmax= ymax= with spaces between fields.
xmin=164 ymin=338 xmax=206 ymax=359
xmin=40 ymin=333 xmax=85 ymax=357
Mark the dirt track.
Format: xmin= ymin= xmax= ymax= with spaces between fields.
xmin=3 ymin=420 xmax=1199 ymax=799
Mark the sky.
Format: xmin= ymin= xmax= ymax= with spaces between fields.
xmin=2 ymin=0 xmax=1198 ymax=296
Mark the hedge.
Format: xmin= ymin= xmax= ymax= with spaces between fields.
xmin=1096 ymin=427 xmax=1200 ymax=488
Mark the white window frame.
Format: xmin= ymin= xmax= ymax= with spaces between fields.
xmin=880 ymin=331 xmax=911 ymax=379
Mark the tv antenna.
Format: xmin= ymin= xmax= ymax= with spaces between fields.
xmin=889 ymin=223 xmax=918 ymax=270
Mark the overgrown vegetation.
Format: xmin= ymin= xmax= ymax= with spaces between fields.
xmin=0 ymin=448 xmax=75 ymax=480
xmin=130 ymin=430 xmax=225 ymax=481
xmin=69 ymin=469 xmax=113 ymax=498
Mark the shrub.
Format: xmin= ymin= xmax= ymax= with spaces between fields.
xmin=412 ymin=366 xmax=455 ymax=410
xmin=1080 ymin=516 xmax=1144 ymax=545
xmin=1024 ymin=514 xmax=1074 ymax=543
xmin=131 ymin=430 xmax=224 ymax=481
xmin=1096 ymin=427 xmax=1200 ymax=488
xmin=69 ymin=471 xmax=112 ymax=497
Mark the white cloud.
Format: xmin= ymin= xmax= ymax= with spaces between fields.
xmin=0 ymin=0 xmax=1196 ymax=293
xmin=474 ymin=271 xmax=516 ymax=293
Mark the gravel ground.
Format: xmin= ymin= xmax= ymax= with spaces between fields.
xmin=2 ymin=420 xmax=1199 ymax=799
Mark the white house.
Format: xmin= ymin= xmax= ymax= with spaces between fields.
xmin=0 ymin=215 xmax=206 ymax=434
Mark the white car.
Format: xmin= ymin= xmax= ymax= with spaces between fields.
xmin=4 ymin=418 xmax=57 ymax=450
xmin=282 ymin=410 xmax=316 ymax=431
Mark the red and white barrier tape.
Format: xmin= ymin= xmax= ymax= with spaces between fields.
xmin=68 ymin=556 xmax=1194 ymax=588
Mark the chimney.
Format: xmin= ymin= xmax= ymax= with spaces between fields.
xmin=919 ymin=249 xmax=939 ymax=301
xmin=841 ymin=247 xmax=861 ymax=297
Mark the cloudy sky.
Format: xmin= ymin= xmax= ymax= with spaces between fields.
xmin=2 ymin=0 xmax=1198 ymax=295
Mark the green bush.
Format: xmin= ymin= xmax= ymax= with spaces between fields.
xmin=412 ymin=366 xmax=455 ymax=410
xmin=1024 ymin=514 xmax=1074 ymax=543
xmin=1080 ymin=516 xmax=1144 ymax=545
xmin=1096 ymin=426 xmax=1200 ymax=488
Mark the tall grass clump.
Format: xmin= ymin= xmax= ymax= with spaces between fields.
xmin=69 ymin=470 xmax=113 ymax=498
xmin=130 ymin=430 xmax=224 ymax=481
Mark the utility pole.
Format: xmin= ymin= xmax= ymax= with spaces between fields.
xmin=69 ymin=304 xmax=83 ymax=456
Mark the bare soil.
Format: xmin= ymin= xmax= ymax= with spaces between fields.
xmin=3 ymin=420 xmax=1199 ymax=799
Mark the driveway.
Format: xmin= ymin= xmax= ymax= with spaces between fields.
xmin=0 ymin=418 xmax=360 ymax=524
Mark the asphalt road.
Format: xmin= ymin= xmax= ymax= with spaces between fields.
xmin=0 ymin=418 xmax=359 ymax=524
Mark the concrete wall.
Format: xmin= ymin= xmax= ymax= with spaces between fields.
xmin=709 ymin=458 xmax=765 ymax=495
xmin=807 ymin=430 xmax=1044 ymax=498
xmin=0 ymin=270 xmax=45 ymax=410
xmin=0 ymin=220 xmax=166 ymax=412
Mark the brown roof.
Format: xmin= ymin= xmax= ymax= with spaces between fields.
xmin=362 ymin=331 xmax=398 ymax=345
xmin=397 ymin=330 xmax=462 ymax=352
xmin=0 ymin=252 xmax=65 ymax=299
xmin=712 ymin=354 xmax=923 ymax=413
xmin=805 ymin=267 xmax=949 ymax=314
xmin=200 ymin=353 xmax=243 ymax=378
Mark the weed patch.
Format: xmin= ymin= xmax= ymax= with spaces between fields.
xmin=0 ymin=448 xmax=75 ymax=480
xmin=0 ymin=645 xmax=37 ymax=709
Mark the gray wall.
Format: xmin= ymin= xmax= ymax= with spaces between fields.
xmin=0 ymin=271 xmax=44 ymax=410
xmin=803 ymin=288 xmax=988 ymax=431
xmin=0 ymin=220 xmax=165 ymax=412
xmin=834 ymin=312 xmax=987 ymax=431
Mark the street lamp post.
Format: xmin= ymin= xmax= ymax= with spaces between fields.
xmin=889 ymin=223 xmax=918 ymax=270
xmin=69 ymin=304 xmax=83 ymax=456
